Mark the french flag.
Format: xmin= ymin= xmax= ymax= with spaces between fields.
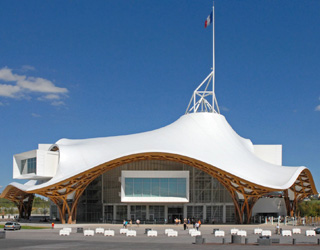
xmin=204 ymin=12 xmax=213 ymax=28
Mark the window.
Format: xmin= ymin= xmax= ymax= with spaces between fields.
xmin=20 ymin=157 xmax=36 ymax=174
xmin=124 ymin=177 xmax=187 ymax=198
xmin=121 ymin=171 xmax=189 ymax=202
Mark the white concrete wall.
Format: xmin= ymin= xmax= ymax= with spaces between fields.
xmin=13 ymin=149 xmax=37 ymax=179
xmin=13 ymin=144 xmax=58 ymax=179
xmin=36 ymin=150 xmax=59 ymax=177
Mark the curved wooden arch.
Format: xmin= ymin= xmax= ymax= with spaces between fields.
xmin=1 ymin=153 xmax=317 ymax=224
xmin=0 ymin=185 xmax=34 ymax=220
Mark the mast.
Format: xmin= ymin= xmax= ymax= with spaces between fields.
xmin=212 ymin=1 xmax=215 ymax=111
xmin=185 ymin=1 xmax=220 ymax=114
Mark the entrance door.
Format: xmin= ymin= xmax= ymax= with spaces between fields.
xmin=168 ymin=206 xmax=183 ymax=224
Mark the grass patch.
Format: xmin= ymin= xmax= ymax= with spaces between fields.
xmin=0 ymin=225 xmax=50 ymax=230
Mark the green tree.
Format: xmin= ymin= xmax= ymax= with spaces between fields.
xmin=297 ymin=200 xmax=320 ymax=217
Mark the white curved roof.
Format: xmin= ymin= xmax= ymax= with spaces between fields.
xmin=12 ymin=112 xmax=308 ymax=193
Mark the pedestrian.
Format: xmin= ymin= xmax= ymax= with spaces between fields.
xmin=51 ymin=222 xmax=54 ymax=229
xmin=198 ymin=219 xmax=201 ymax=228
xmin=276 ymin=224 xmax=280 ymax=235
xmin=123 ymin=220 xmax=126 ymax=228
xmin=129 ymin=220 xmax=132 ymax=228
xmin=195 ymin=221 xmax=199 ymax=231
xmin=136 ymin=219 xmax=140 ymax=227
xmin=183 ymin=220 xmax=187 ymax=230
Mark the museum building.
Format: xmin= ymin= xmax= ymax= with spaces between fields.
xmin=1 ymin=77 xmax=317 ymax=224
xmin=0 ymin=4 xmax=317 ymax=224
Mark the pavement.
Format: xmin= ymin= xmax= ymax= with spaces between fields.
xmin=0 ymin=222 xmax=320 ymax=249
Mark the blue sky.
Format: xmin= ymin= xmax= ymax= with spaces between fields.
xmin=0 ymin=0 xmax=319 ymax=192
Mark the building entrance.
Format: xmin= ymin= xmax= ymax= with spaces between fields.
xmin=168 ymin=206 xmax=183 ymax=224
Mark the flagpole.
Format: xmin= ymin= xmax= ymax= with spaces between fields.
xmin=212 ymin=1 xmax=215 ymax=111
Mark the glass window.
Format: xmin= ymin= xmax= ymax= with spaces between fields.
xmin=159 ymin=178 xmax=168 ymax=197
xmin=124 ymin=177 xmax=187 ymax=198
xmin=142 ymin=179 xmax=151 ymax=197
xmin=177 ymin=179 xmax=186 ymax=197
xmin=168 ymin=178 xmax=177 ymax=197
xmin=134 ymin=178 xmax=143 ymax=197
xmin=21 ymin=157 xmax=36 ymax=174
xmin=125 ymin=178 xmax=133 ymax=196
xmin=151 ymin=178 xmax=159 ymax=197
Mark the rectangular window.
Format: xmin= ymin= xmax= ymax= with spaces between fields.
xmin=159 ymin=178 xmax=168 ymax=197
xmin=122 ymin=171 xmax=189 ymax=203
xmin=21 ymin=157 xmax=36 ymax=174
xmin=151 ymin=178 xmax=159 ymax=197
xmin=125 ymin=178 xmax=133 ymax=197
xmin=142 ymin=179 xmax=150 ymax=197
xmin=124 ymin=177 xmax=187 ymax=198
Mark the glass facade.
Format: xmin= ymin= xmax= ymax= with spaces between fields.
xmin=130 ymin=205 xmax=146 ymax=221
xmin=77 ymin=176 xmax=102 ymax=223
xmin=149 ymin=205 xmax=165 ymax=222
xmin=20 ymin=157 xmax=37 ymax=174
xmin=76 ymin=159 xmax=235 ymax=224
xmin=206 ymin=205 xmax=223 ymax=224
xmin=124 ymin=178 xmax=186 ymax=198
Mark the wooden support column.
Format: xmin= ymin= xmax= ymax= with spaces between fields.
xmin=14 ymin=194 xmax=34 ymax=220
xmin=49 ymin=184 xmax=89 ymax=224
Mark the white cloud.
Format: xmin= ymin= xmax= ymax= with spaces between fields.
xmin=0 ymin=67 xmax=69 ymax=105
xmin=0 ymin=84 xmax=21 ymax=97
xmin=51 ymin=100 xmax=65 ymax=106
xmin=38 ymin=94 xmax=61 ymax=101
xmin=31 ymin=113 xmax=41 ymax=117
xmin=315 ymin=105 xmax=320 ymax=111
xmin=21 ymin=65 xmax=35 ymax=72
xmin=17 ymin=77 xmax=68 ymax=93
xmin=220 ymin=106 xmax=230 ymax=112
xmin=0 ymin=67 xmax=25 ymax=82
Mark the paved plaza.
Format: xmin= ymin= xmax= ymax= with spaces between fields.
xmin=1 ymin=223 xmax=320 ymax=249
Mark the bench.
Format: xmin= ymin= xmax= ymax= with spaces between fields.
xmin=281 ymin=230 xmax=292 ymax=236
xmin=214 ymin=230 xmax=225 ymax=237
xmin=147 ymin=230 xmax=157 ymax=237
xmin=120 ymin=228 xmax=128 ymax=234
xmin=126 ymin=230 xmax=137 ymax=237
xmin=63 ymin=228 xmax=72 ymax=233
xmin=95 ymin=228 xmax=105 ymax=234
xmin=167 ymin=230 xmax=178 ymax=237
xmin=59 ymin=229 xmax=70 ymax=236
xmin=104 ymin=230 xmax=115 ymax=236
xmin=261 ymin=230 xmax=272 ymax=237
xmin=306 ymin=230 xmax=316 ymax=236
xmin=230 ymin=228 xmax=239 ymax=235
xmin=237 ymin=230 xmax=247 ymax=237
xmin=191 ymin=231 xmax=201 ymax=237
xmin=292 ymin=228 xmax=301 ymax=234
xmin=84 ymin=229 xmax=94 ymax=236
xmin=165 ymin=229 xmax=174 ymax=235
xmin=254 ymin=228 xmax=263 ymax=234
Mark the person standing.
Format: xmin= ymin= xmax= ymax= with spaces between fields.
xmin=195 ymin=221 xmax=199 ymax=231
